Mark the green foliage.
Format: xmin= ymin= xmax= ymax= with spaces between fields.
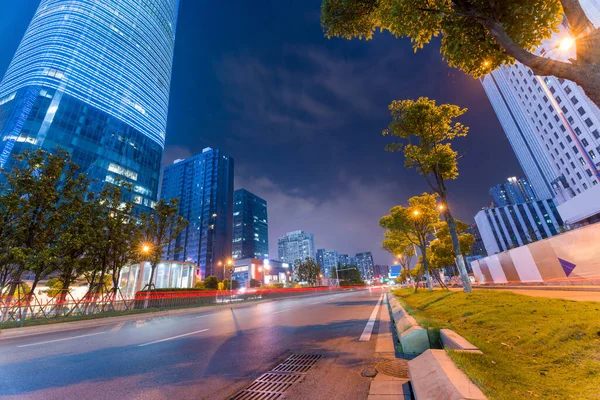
xmin=45 ymin=278 xmax=66 ymax=298
xmin=221 ymin=279 xmax=239 ymax=291
xmin=430 ymin=220 xmax=475 ymax=269
xmin=139 ymin=198 xmax=188 ymax=289
xmin=293 ymin=257 xmax=321 ymax=286
xmin=267 ymin=282 xmax=285 ymax=289
xmin=193 ymin=280 xmax=206 ymax=289
xmin=321 ymin=0 xmax=562 ymax=77
xmin=337 ymin=265 xmax=362 ymax=283
xmin=204 ymin=276 xmax=219 ymax=290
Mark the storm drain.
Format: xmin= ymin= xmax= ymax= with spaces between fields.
xmin=229 ymin=354 xmax=322 ymax=400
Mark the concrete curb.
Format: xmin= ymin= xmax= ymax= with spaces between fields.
xmin=408 ymin=349 xmax=487 ymax=400
xmin=386 ymin=293 xmax=429 ymax=354
xmin=0 ymin=289 xmax=358 ymax=340
xmin=475 ymin=285 xmax=600 ymax=292
xmin=440 ymin=329 xmax=483 ymax=354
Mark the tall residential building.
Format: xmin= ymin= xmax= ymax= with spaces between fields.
xmin=321 ymin=250 xmax=340 ymax=278
xmin=373 ymin=265 xmax=390 ymax=280
xmin=489 ymin=177 xmax=537 ymax=207
xmin=232 ymin=189 xmax=268 ymax=260
xmin=277 ymin=230 xmax=315 ymax=263
xmin=474 ymin=199 xmax=563 ymax=255
xmin=0 ymin=0 xmax=179 ymax=212
xmin=316 ymin=248 xmax=325 ymax=270
xmin=481 ymin=12 xmax=600 ymax=226
xmin=160 ymin=148 xmax=234 ymax=280
xmin=355 ymin=252 xmax=375 ymax=280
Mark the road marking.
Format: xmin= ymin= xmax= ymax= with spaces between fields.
xmin=138 ymin=329 xmax=209 ymax=347
xmin=17 ymin=331 xmax=106 ymax=348
xmin=194 ymin=314 xmax=210 ymax=319
xmin=272 ymin=308 xmax=290 ymax=314
xmin=359 ymin=294 xmax=383 ymax=342
xmin=310 ymin=301 xmax=322 ymax=305
xmin=111 ymin=322 xmax=126 ymax=331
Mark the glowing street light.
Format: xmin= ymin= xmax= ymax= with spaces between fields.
xmin=141 ymin=243 xmax=151 ymax=254
xmin=413 ymin=210 xmax=420 ymax=216
xmin=559 ymin=36 xmax=575 ymax=52
xmin=438 ymin=204 xmax=445 ymax=211
xmin=483 ymin=60 xmax=490 ymax=67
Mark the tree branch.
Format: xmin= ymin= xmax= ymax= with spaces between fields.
xmin=560 ymin=0 xmax=595 ymax=37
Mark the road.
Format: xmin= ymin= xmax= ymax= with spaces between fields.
xmin=0 ymin=288 xmax=388 ymax=400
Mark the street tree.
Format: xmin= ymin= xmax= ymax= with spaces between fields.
xmin=382 ymin=230 xmax=416 ymax=283
xmin=429 ymin=220 xmax=475 ymax=278
xmin=380 ymin=193 xmax=440 ymax=291
xmin=86 ymin=182 xmax=141 ymax=298
xmin=382 ymin=97 xmax=473 ymax=292
xmin=321 ymin=0 xmax=600 ymax=108
xmin=2 ymin=149 xmax=91 ymax=302
xmin=336 ymin=263 xmax=362 ymax=283
xmin=293 ymin=257 xmax=321 ymax=286
xmin=139 ymin=199 xmax=187 ymax=290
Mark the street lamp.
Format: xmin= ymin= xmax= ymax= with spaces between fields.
xmin=413 ymin=210 xmax=420 ymax=216
xmin=141 ymin=243 xmax=151 ymax=254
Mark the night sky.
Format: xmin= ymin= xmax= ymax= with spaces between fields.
xmin=1 ymin=1 xmax=523 ymax=264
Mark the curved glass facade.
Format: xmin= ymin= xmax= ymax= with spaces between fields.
xmin=0 ymin=0 xmax=179 ymax=212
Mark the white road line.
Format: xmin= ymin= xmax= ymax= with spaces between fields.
xmin=310 ymin=301 xmax=322 ymax=305
xmin=138 ymin=329 xmax=209 ymax=347
xmin=17 ymin=331 xmax=107 ymax=348
xmin=272 ymin=308 xmax=291 ymax=314
xmin=359 ymin=294 xmax=383 ymax=342
xmin=111 ymin=322 xmax=126 ymax=331
xmin=194 ymin=314 xmax=210 ymax=319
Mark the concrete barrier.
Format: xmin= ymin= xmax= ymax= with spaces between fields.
xmin=440 ymin=329 xmax=483 ymax=354
xmin=409 ymin=349 xmax=487 ymax=400
xmin=400 ymin=326 xmax=430 ymax=354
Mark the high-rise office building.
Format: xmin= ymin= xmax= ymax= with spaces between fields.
xmin=161 ymin=148 xmax=234 ymax=279
xmin=0 ymin=0 xmax=180 ymax=212
xmin=232 ymin=189 xmax=269 ymax=260
xmin=355 ymin=252 xmax=374 ymax=280
xmin=465 ymin=224 xmax=487 ymax=257
xmin=481 ymin=11 xmax=600 ymax=226
xmin=474 ymin=199 xmax=563 ymax=255
xmin=277 ymin=230 xmax=315 ymax=263
xmin=489 ymin=177 xmax=537 ymax=207
xmin=373 ymin=265 xmax=390 ymax=280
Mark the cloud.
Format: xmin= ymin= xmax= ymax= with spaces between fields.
xmin=236 ymin=171 xmax=406 ymax=266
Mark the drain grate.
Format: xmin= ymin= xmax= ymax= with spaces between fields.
xmin=272 ymin=354 xmax=322 ymax=373
xmin=229 ymin=354 xmax=322 ymax=399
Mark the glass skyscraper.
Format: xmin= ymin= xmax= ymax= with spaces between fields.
xmin=160 ymin=148 xmax=235 ymax=280
xmin=489 ymin=177 xmax=537 ymax=207
xmin=0 ymin=0 xmax=179 ymax=211
xmin=232 ymin=189 xmax=269 ymax=260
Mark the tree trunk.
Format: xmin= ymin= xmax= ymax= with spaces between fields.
xmin=420 ymin=244 xmax=433 ymax=291
xmin=147 ymin=262 xmax=157 ymax=291
xmin=443 ymin=209 xmax=473 ymax=293
xmin=433 ymin=269 xmax=448 ymax=290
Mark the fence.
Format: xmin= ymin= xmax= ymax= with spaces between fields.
xmin=0 ymin=286 xmax=360 ymax=328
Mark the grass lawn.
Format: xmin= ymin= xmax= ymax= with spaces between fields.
xmin=392 ymin=288 xmax=600 ymax=399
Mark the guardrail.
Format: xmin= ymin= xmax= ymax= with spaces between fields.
xmin=0 ymin=286 xmax=364 ymax=328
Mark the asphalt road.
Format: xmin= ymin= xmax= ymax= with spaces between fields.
xmin=0 ymin=288 xmax=387 ymax=400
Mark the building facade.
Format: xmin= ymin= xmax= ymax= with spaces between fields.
xmin=231 ymin=258 xmax=292 ymax=287
xmin=316 ymin=249 xmax=325 ymax=270
xmin=489 ymin=177 xmax=537 ymax=207
xmin=0 ymin=0 xmax=180 ymax=212
xmin=474 ymin=199 xmax=564 ymax=255
xmin=277 ymin=230 xmax=315 ymax=263
xmin=160 ymin=148 xmax=234 ymax=279
xmin=373 ymin=265 xmax=390 ymax=280
xmin=481 ymin=11 xmax=600 ymax=226
xmin=232 ymin=189 xmax=268 ymax=260
xmin=465 ymin=224 xmax=487 ymax=257
xmin=321 ymin=250 xmax=340 ymax=278
xmin=355 ymin=252 xmax=375 ymax=280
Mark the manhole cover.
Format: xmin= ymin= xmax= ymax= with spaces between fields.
xmin=375 ymin=359 xmax=409 ymax=378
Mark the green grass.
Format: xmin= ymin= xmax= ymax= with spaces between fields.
xmin=392 ymin=288 xmax=600 ymax=400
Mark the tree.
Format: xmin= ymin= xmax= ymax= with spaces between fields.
xmin=139 ymin=199 xmax=187 ymax=290
xmin=429 ymin=220 xmax=475 ymax=273
xmin=86 ymin=182 xmax=141 ymax=298
xmin=382 ymin=97 xmax=473 ymax=292
xmin=2 ymin=149 xmax=92 ymax=305
xmin=380 ymin=193 xmax=440 ymax=291
xmin=293 ymin=257 xmax=321 ymax=286
xmin=204 ymin=276 xmax=219 ymax=290
xmin=321 ymin=0 xmax=600 ymax=108
xmin=337 ymin=263 xmax=362 ymax=283
xmin=382 ymin=229 xmax=416 ymax=284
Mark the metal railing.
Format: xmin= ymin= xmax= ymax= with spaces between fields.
xmin=0 ymin=286 xmax=363 ymax=328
